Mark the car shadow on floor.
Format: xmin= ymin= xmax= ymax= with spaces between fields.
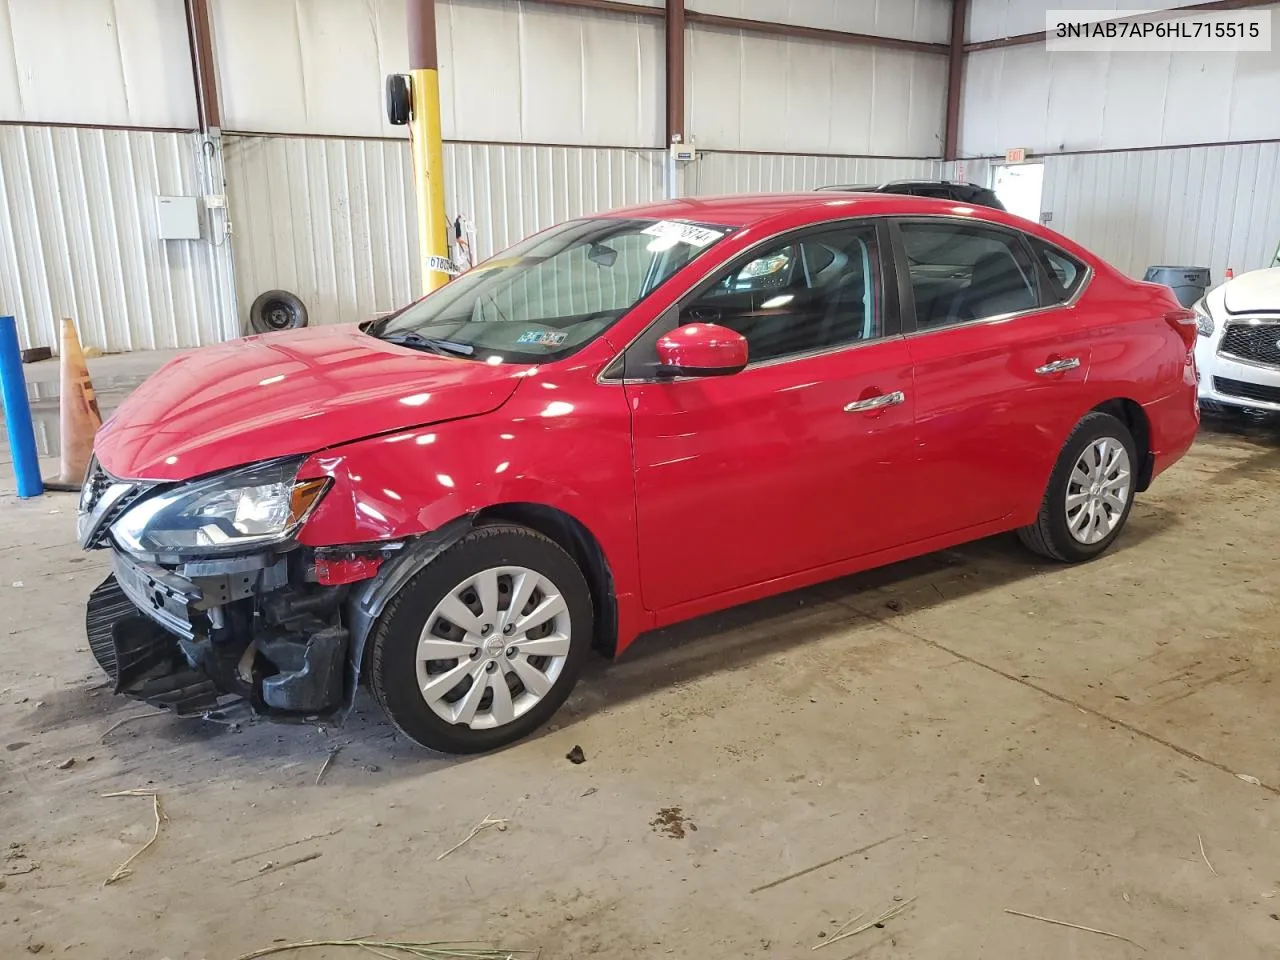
xmin=1199 ymin=407 xmax=1280 ymax=446
xmin=66 ymin=496 xmax=1183 ymax=777
xmin=558 ymin=503 xmax=1177 ymax=732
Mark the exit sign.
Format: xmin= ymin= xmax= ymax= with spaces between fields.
xmin=1005 ymin=147 xmax=1028 ymax=163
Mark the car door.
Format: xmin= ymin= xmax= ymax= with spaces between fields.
xmin=894 ymin=217 xmax=1095 ymax=536
xmin=620 ymin=220 xmax=916 ymax=613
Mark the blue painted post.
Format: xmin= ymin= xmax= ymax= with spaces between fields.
xmin=0 ymin=316 xmax=44 ymax=498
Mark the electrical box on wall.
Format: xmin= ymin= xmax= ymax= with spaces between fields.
xmin=157 ymin=196 xmax=201 ymax=240
xmin=670 ymin=142 xmax=697 ymax=163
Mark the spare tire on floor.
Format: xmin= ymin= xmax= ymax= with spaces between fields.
xmin=249 ymin=290 xmax=308 ymax=334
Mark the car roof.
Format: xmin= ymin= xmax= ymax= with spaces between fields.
xmin=593 ymin=191 xmax=1097 ymax=266
xmin=597 ymin=192 xmax=988 ymax=229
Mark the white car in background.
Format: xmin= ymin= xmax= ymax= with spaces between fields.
xmin=1194 ymin=268 xmax=1280 ymax=413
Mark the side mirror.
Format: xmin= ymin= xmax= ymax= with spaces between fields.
xmin=656 ymin=323 xmax=748 ymax=378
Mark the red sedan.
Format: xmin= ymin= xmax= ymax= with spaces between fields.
xmin=79 ymin=194 xmax=1199 ymax=753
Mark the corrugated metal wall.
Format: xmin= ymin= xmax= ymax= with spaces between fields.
xmin=689 ymin=0 xmax=950 ymax=41
xmin=224 ymin=135 xmax=668 ymax=329
xmin=0 ymin=125 xmax=236 ymax=352
xmin=1040 ymin=143 xmax=1280 ymax=281
xmin=210 ymin=0 xmax=663 ymax=146
xmin=225 ymin=133 xmax=939 ymax=331
xmin=0 ymin=0 xmax=197 ymax=129
xmin=960 ymin=3 xmax=1280 ymax=156
xmin=966 ymin=0 xmax=1209 ymax=42
xmin=686 ymin=27 xmax=947 ymax=156
xmin=945 ymin=142 xmax=1280 ymax=280
xmin=688 ymin=152 xmax=940 ymax=195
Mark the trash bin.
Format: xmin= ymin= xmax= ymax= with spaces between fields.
xmin=1143 ymin=266 xmax=1211 ymax=307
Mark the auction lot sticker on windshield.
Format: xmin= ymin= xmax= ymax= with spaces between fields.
xmin=642 ymin=220 xmax=724 ymax=248
xmin=516 ymin=330 xmax=568 ymax=346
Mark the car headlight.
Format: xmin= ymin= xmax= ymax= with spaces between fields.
xmin=111 ymin=458 xmax=329 ymax=557
xmin=1192 ymin=297 xmax=1214 ymax=337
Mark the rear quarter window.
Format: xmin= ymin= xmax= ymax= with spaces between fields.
xmin=1028 ymin=238 xmax=1087 ymax=303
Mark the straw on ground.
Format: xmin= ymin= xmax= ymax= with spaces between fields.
xmin=1004 ymin=908 xmax=1145 ymax=949
xmin=437 ymin=815 xmax=508 ymax=861
xmin=232 ymin=938 xmax=536 ymax=959
xmin=102 ymin=789 xmax=167 ymax=886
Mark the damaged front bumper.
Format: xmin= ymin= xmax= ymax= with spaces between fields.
xmin=87 ymin=548 xmax=351 ymax=718
xmin=84 ymin=518 xmax=476 ymax=723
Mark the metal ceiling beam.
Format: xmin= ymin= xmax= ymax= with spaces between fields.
xmin=520 ymin=0 xmax=947 ymax=54
xmin=666 ymin=0 xmax=685 ymax=147
xmin=964 ymin=0 xmax=1276 ymax=53
xmin=526 ymin=0 xmax=663 ymax=17
xmin=183 ymin=0 xmax=221 ymax=131
xmin=943 ymin=0 xmax=969 ymax=161
xmin=684 ymin=10 xmax=949 ymax=54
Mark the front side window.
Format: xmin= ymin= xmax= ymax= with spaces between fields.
xmin=679 ymin=223 xmax=882 ymax=364
xmin=371 ymin=217 xmax=730 ymax=362
xmin=898 ymin=220 xmax=1039 ymax=330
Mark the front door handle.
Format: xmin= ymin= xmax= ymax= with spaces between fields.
xmin=844 ymin=390 xmax=906 ymax=413
xmin=1035 ymin=357 xmax=1081 ymax=376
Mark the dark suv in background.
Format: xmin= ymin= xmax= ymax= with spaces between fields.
xmin=816 ymin=180 xmax=1005 ymax=211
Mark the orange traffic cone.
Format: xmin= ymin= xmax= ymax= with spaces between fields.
xmin=43 ymin=318 xmax=102 ymax=492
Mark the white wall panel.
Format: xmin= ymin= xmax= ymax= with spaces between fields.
xmin=0 ymin=0 xmax=196 ymax=128
xmin=223 ymin=135 xmax=668 ymax=329
xmin=967 ymin=0 xmax=1211 ymax=43
xmin=211 ymin=0 xmax=662 ymax=146
xmin=688 ymin=27 xmax=946 ymax=155
xmin=688 ymin=152 xmax=940 ymax=195
xmin=960 ymin=37 xmax=1280 ymax=156
xmin=1038 ymin=144 xmax=1280 ymax=281
xmin=689 ymin=0 xmax=951 ymax=43
xmin=0 ymin=127 xmax=235 ymax=353
xmin=943 ymin=145 xmax=1280 ymax=282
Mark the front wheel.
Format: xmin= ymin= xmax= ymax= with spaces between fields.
xmin=1017 ymin=412 xmax=1138 ymax=563
xmin=368 ymin=524 xmax=593 ymax=754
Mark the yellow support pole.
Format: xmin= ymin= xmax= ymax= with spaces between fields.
xmin=407 ymin=0 xmax=451 ymax=295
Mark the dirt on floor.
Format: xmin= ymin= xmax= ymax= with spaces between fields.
xmin=2 ymin=366 xmax=1279 ymax=958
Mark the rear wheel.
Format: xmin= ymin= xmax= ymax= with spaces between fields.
xmin=369 ymin=525 xmax=592 ymax=754
xmin=1017 ymin=412 xmax=1137 ymax=563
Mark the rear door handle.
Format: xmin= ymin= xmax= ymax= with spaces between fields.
xmin=844 ymin=390 xmax=906 ymax=413
xmin=1035 ymin=357 xmax=1081 ymax=376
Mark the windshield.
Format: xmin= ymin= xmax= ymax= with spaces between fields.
xmin=371 ymin=217 xmax=731 ymax=362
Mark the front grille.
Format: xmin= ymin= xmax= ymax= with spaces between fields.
xmin=79 ymin=459 xmax=151 ymax=549
xmin=86 ymin=485 xmax=147 ymax=548
xmin=1219 ymin=322 xmax=1280 ymax=366
xmin=1213 ymin=377 xmax=1280 ymax=406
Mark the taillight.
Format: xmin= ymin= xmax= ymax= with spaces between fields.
xmin=1165 ymin=309 xmax=1198 ymax=351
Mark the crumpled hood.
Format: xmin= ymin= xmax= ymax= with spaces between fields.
xmin=1223 ymin=267 xmax=1280 ymax=315
xmin=95 ymin=325 xmax=524 ymax=482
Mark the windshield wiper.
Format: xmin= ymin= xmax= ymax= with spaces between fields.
xmin=380 ymin=331 xmax=475 ymax=357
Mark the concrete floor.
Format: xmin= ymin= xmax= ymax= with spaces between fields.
xmin=2 ymin=353 xmax=1279 ymax=958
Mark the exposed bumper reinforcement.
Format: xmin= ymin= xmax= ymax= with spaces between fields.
xmin=86 ymin=576 xmax=222 ymax=715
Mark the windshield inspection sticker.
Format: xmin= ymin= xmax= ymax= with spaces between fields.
xmin=642 ymin=220 xmax=723 ymax=248
xmin=516 ymin=330 xmax=568 ymax=346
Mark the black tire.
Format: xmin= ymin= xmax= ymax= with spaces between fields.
xmin=368 ymin=524 xmax=593 ymax=754
xmin=249 ymin=289 xmax=308 ymax=334
xmin=1017 ymin=412 xmax=1138 ymax=563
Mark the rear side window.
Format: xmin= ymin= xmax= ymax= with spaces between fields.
xmin=1028 ymin=238 xmax=1087 ymax=303
xmin=897 ymin=220 xmax=1040 ymax=330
